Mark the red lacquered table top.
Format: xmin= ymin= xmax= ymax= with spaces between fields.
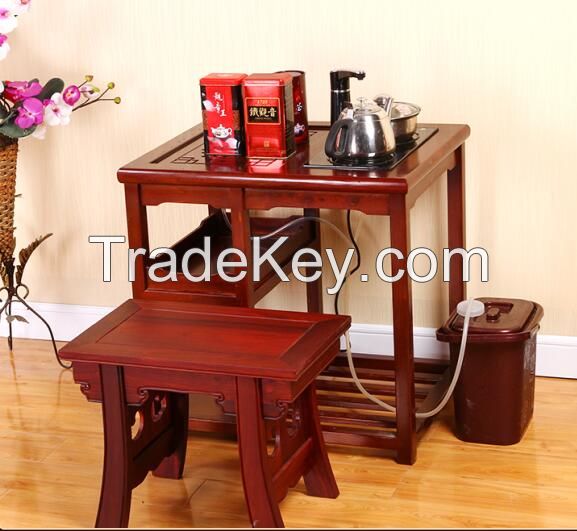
xmin=59 ymin=300 xmax=351 ymax=381
xmin=118 ymin=122 xmax=470 ymax=195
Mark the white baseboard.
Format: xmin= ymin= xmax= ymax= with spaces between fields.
xmin=0 ymin=301 xmax=113 ymax=344
xmin=2 ymin=301 xmax=576 ymax=379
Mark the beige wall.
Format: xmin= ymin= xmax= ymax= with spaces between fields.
xmin=6 ymin=0 xmax=576 ymax=335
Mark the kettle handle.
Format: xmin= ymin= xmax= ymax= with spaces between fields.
xmin=325 ymin=118 xmax=353 ymax=161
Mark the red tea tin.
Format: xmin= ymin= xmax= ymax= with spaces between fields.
xmin=242 ymin=73 xmax=296 ymax=159
xmin=199 ymin=73 xmax=247 ymax=156
xmin=277 ymin=70 xmax=309 ymax=144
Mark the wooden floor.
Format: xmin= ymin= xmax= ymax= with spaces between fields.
xmin=0 ymin=339 xmax=576 ymax=528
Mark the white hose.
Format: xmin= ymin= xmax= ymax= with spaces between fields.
xmin=221 ymin=208 xmax=473 ymax=419
xmin=345 ymin=299 xmax=474 ymax=419
xmin=221 ymin=208 xmax=359 ymax=289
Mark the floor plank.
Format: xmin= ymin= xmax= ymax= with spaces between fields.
xmin=0 ymin=338 xmax=576 ymax=528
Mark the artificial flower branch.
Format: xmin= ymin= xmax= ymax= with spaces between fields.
xmin=0 ymin=76 xmax=120 ymax=139
xmin=0 ymin=1 xmax=120 ymax=369
xmin=72 ymin=81 xmax=121 ymax=113
xmin=0 ymin=3 xmax=121 ymax=140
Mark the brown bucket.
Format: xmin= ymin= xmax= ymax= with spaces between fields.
xmin=437 ymin=298 xmax=544 ymax=445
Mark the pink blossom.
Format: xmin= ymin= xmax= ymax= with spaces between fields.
xmin=80 ymin=84 xmax=100 ymax=100
xmin=63 ymin=85 xmax=81 ymax=106
xmin=44 ymin=93 xmax=72 ymax=126
xmin=15 ymin=97 xmax=44 ymax=129
xmin=0 ymin=1 xmax=18 ymax=34
xmin=4 ymin=80 xmax=42 ymax=102
xmin=13 ymin=0 xmax=31 ymax=15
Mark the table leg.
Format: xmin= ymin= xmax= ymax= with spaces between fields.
xmin=447 ymin=144 xmax=467 ymax=312
xmin=125 ymin=184 xmax=150 ymax=298
xmin=231 ymin=192 xmax=255 ymax=307
xmin=96 ymin=365 xmax=132 ymax=528
xmin=304 ymin=208 xmax=323 ymax=313
xmin=236 ymin=377 xmax=284 ymax=528
xmin=389 ymin=196 xmax=417 ymax=465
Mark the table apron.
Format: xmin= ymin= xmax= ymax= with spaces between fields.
xmin=71 ymin=361 xmax=306 ymax=418
xmin=140 ymin=184 xmax=236 ymax=208
xmin=245 ymin=189 xmax=389 ymax=215
xmin=138 ymin=182 xmax=393 ymax=215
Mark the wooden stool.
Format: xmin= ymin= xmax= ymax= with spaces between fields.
xmin=60 ymin=299 xmax=350 ymax=528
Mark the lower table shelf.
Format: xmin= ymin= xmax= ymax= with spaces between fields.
xmin=187 ymin=353 xmax=450 ymax=454
xmin=141 ymin=211 xmax=316 ymax=305
xmin=317 ymin=353 xmax=449 ymax=450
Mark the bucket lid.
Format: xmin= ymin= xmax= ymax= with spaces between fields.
xmin=437 ymin=298 xmax=543 ymax=343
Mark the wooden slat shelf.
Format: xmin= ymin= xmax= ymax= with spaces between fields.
xmin=317 ymin=353 xmax=449 ymax=447
xmin=316 ymin=380 xmax=430 ymax=399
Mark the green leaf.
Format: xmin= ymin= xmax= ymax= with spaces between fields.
xmin=0 ymin=119 xmax=36 ymax=139
xmin=37 ymin=78 xmax=65 ymax=101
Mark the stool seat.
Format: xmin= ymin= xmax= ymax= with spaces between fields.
xmin=64 ymin=299 xmax=346 ymax=380
xmin=60 ymin=299 xmax=350 ymax=528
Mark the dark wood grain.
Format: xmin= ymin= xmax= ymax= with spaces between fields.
xmin=300 ymin=383 xmax=339 ymax=499
xmin=236 ymin=377 xmax=284 ymax=528
xmin=95 ymin=365 xmax=132 ymax=528
xmin=119 ymin=123 xmax=469 ymax=197
xmin=61 ymin=299 xmax=349 ymax=381
xmin=61 ymin=300 xmax=350 ymax=528
xmin=304 ymin=208 xmax=323 ymax=314
xmin=124 ymin=184 xmax=149 ymax=298
xmin=152 ymin=392 xmax=189 ymax=479
xmin=447 ymin=144 xmax=467 ymax=311
xmin=117 ymin=122 xmax=469 ymax=463
xmin=389 ymin=196 xmax=417 ymax=465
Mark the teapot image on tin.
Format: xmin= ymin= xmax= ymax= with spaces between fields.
xmin=211 ymin=124 xmax=233 ymax=139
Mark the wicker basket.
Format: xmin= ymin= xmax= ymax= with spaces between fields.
xmin=0 ymin=134 xmax=17 ymax=262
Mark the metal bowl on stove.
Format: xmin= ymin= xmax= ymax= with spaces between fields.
xmin=374 ymin=96 xmax=421 ymax=144
xmin=391 ymin=102 xmax=421 ymax=144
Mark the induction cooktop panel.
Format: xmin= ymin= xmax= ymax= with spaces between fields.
xmin=304 ymin=126 xmax=438 ymax=171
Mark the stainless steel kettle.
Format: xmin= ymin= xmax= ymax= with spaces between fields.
xmin=324 ymin=96 xmax=396 ymax=164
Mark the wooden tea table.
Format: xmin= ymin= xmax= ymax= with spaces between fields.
xmin=118 ymin=122 xmax=470 ymax=465
xmin=60 ymin=300 xmax=350 ymax=528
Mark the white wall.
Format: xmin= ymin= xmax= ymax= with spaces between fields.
xmin=4 ymin=0 xmax=577 ymax=335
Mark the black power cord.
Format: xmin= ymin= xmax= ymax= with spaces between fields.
xmin=333 ymin=210 xmax=362 ymax=316
xmin=221 ymin=207 xmax=362 ymax=317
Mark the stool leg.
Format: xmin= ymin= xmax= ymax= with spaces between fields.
xmin=236 ymin=377 xmax=284 ymax=528
xmin=301 ymin=383 xmax=339 ymax=499
xmin=153 ymin=392 xmax=189 ymax=479
xmin=96 ymin=365 xmax=133 ymax=528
